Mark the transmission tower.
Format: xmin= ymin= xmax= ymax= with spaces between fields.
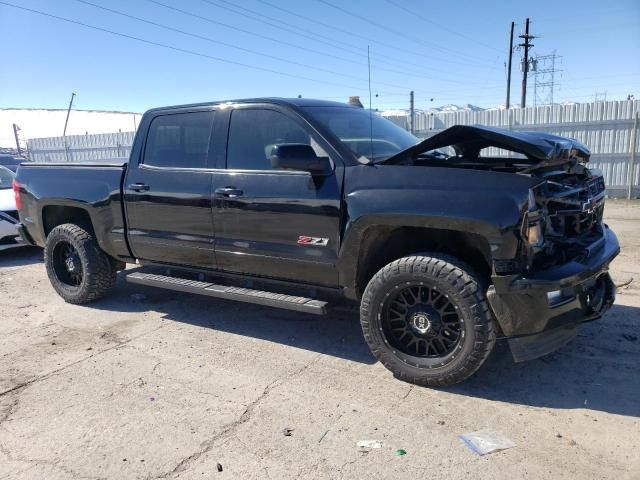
xmin=532 ymin=50 xmax=562 ymax=106
xmin=594 ymin=92 xmax=608 ymax=102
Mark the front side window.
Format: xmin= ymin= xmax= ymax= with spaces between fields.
xmin=227 ymin=109 xmax=324 ymax=170
xmin=144 ymin=111 xmax=214 ymax=168
xmin=302 ymin=106 xmax=419 ymax=162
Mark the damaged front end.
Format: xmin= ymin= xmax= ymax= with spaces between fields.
xmin=521 ymin=166 xmax=607 ymax=272
xmin=490 ymin=166 xmax=618 ymax=362
xmin=384 ymin=124 xmax=620 ymax=361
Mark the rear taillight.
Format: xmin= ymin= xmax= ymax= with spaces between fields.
xmin=12 ymin=179 xmax=22 ymax=210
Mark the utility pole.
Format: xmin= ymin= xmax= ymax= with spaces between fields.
xmin=63 ymin=92 xmax=76 ymax=137
xmin=12 ymin=124 xmax=22 ymax=156
xmin=506 ymin=21 xmax=514 ymax=109
xmin=409 ymin=90 xmax=415 ymax=134
xmin=519 ymin=18 xmax=535 ymax=108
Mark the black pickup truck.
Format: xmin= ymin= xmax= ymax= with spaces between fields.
xmin=14 ymin=98 xmax=618 ymax=386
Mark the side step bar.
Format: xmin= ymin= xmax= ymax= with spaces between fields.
xmin=126 ymin=272 xmax=328 ymax=315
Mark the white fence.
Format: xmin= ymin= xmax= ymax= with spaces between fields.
xmin=28 ymin=131 xmax=135 ymax=164
xmin=386 ymin=100 xmax=640 ymax=198
xmin=26 ymin=100 xmax=639 ymax=197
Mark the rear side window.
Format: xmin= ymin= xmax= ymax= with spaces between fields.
xmin=227 ymin=109 xmax=322 ymax=170
xmin=144 ymin=111 xmax=214 ymax=168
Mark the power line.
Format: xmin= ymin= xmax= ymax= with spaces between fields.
xmin=71 ymin=0 xmax=414 ymax=91
xmin=197 ymin=0 xmax=491 ymax=77
xmin=205 ymin=0 xmax=367 ymax=56
xmin=0 ymin=1 xmax=376 ymax=92
xmin=146 ymin=0 xmax=479 ymax=86
xmin=314 ymin=0 xmax=490 ymax=63
xmin=144 ymin=0 xmax=366 ymax=68
xmin=243 ymin=0 xmax=501 ymax=71
xmin=382 ymin=0 xmax=502 ymax=52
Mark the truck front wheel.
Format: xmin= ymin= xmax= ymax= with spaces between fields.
xmin=44 ymin=223 xmax=117 ymax=304
xmin=360 ymin=254 xmax=496 ymax=387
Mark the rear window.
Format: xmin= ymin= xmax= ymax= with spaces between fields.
xmin=144 ymin=111 xmax=214 ymax=168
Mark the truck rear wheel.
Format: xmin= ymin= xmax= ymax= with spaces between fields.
xmin=44 ymin=223 xmax=117 ymax=304
xmin=360 ymin=254 xmax=496 ymax=387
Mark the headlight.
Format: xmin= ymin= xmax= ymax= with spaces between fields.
xmin=546 ymin=290 xmax=563 ymax=305
xmin=525 ymin=219 xmax=544 ymax=246
xmin=522 ymin=188 xmax=545 ymax=248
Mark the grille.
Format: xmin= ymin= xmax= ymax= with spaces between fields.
xmin=546 ymin=176 xmax=606 ymax=239
xmin=550 ymin=204 xmax=604 ymax=238
xmin=587 ymin=176 xmax=605 ymax=196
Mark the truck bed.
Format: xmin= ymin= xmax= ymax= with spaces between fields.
xmin=15 ymin=162 xmax=130 ymax=259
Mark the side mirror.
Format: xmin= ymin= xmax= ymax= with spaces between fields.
xmin=270 ymin=144 xmax=332 ymax=175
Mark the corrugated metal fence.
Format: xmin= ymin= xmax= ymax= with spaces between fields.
xmin=27 ymin=100 xmax=639 ymax=197
xmin=386 ymin=100 xmax=640 ymax=198
xmin=28 ymin=131 xmax=135 ymax=164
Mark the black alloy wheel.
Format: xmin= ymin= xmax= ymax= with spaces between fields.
xmin=360 ymin=254 xmax=496 ymax=387
xmin=52 ymin=240 xmax=84 ymax=288
xmin=44 ymin=223 xmax=117 ymax=304
xmin=382 ymin=284 xmax=463 ymax=358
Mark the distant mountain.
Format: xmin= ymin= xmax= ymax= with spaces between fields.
xmin=427 ymin=104 xmax=485 ymax=113
xmin=380 ymin=104 xmax=485 ymax=117
xmin=379 ymin=109 xmax=410 ymax=117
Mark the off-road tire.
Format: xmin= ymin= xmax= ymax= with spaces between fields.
xmin=44 ymin=223 xmax=117 ymax=304
xmin=360 ymin=254 xmax=496 ymax=387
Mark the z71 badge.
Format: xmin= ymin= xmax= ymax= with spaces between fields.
xmin=297 ymin=236 xmax=329 ymax=246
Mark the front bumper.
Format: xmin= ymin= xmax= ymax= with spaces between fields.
xmin=487 ymin=226 xmax=619 ymax=360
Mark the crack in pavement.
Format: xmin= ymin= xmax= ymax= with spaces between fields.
xmin=0 ymin=322 xmax=173 ymax=479
xmin=0 ymin=323 xmax=168 ymax=399
xmin=401 ymin=385 xmax=414 ymax=400
xmin=337 ymin=454 xmax=367 ymax=480
xmin=150 ymin=353 xmax=323 ymax=479
xmin=0 ymin=395 xmax=20 ymax=428
xmin=0 ymin=441 xmax=107 ymax=480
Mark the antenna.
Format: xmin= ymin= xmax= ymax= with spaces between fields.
xmin=367 ymin=45 xmax=373 ymax=160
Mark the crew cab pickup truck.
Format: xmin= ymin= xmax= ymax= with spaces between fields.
xmin=14 ymin=98 xmax=619 ymax=386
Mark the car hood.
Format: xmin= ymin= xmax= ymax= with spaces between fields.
xmin=381 ymin=125 xmax=591 ymax=168
xmin=0 ymin=188 xmax=16 ymax=211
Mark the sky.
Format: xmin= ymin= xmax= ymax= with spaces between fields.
xmin=1 ymin=0 xmax=639 ymax=113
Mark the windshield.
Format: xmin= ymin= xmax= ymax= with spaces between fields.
xmin=0 ymin=166 xmax=15 ymax=189
xmin=302 ymin=106 xmax=419 ymax=162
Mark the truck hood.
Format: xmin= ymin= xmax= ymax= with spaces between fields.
xmin=381 ymin=125 xmax=590 ymax=168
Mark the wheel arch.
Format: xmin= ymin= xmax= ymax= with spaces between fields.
xmin=339 ymin=217 xmax=496 ymax=300
xmin=42 ymin=205 xmax=93 ymax=237
xmin=41 ymin=204 xmax=125 ymax=269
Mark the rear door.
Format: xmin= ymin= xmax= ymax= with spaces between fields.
xmin=124 ymin=108 xmax=217 ymax=268
xmin=210 ymin=105 xmax=343 ymax=286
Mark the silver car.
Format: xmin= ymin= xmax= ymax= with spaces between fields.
xmin=0 ymin=166 xmax=25 ymax=251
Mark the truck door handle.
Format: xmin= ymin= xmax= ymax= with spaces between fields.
xmin=129 ymin=183 xmax=150 ymax=192
xmin=215 ymin=187 xmax=243 ymax=198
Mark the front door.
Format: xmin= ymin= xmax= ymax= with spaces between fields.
xmin=124 ymin=108 xmax=217 ymax=268
xmin=211 ymin=106 xmax=343 ymax=286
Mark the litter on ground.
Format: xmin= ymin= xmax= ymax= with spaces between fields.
xmin=357 ymin=440 xmax=383 ymax=452
xmin=458 ymin=429 xmax=516 ymax=456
